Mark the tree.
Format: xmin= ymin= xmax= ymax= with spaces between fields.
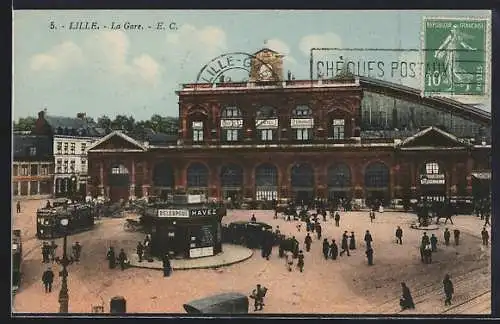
xmin=13 ymin=117 xmax=37 ymax=132
xmin=97 ymin=115 xmax=112 ymax=132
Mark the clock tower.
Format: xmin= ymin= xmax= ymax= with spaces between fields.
xmin=249 ymin=48 xmax=284 ymax=82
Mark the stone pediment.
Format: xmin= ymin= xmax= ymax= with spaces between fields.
xmin=87 ymin=131 xmax=147 ymax=152
xmin=396 ymin=126 xmax=471 ymax=150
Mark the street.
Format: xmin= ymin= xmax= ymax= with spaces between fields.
xmin=12 ymin=200 xmax=490 ymax=314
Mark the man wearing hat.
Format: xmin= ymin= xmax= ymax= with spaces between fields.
xmin=42 ymin=267 xmax=54 ymax=293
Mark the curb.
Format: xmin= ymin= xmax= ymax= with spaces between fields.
xmin=128 ymin=250 xmax=254 ymax=271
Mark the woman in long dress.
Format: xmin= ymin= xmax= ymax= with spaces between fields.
xmin=400 ymin=282 xmax=415 ymax=310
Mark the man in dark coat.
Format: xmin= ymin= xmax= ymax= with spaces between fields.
xmin=484 ymin=206 xmax=491 ymax=226
xmin=349 ymin=232 xmax=356 ymax=250
xmin=304 ymin=233 xmax=313 ymax=252
xmin=366 ymin=246 xmax=374 ymax=265
xmin=118 ymin=249 xmax=128 ymax=270
xmin=443 ymin=274 xmax=454 ymax=306
xmin=136 ymin=242 xmax=144 ymax=262
xmin=430 ymin=234 xmax=438 ymax=252
xmin=453 ymin=229 xmax=460 ymax=246
xmin=106 ymin=247 xmax=116 ymax=269
xmin=444 ymin=228 xmax=451 ymax=246
xmin=334 ymin=211 xmax=340 ymax=227
xmin=291 ymin=236 xmax=299 ymax=258
xmin=364 ymin=230 xmax=373 ymax=249
xmin=297 ymin=250 xmax=305 ymax=272
xmin=162 ymin=254 xmax=172 ymax=277
xmin=322 ymin=238 xmax=330 ymax=259
xmin=49 ymin=240 xmax=58 ymax=262
xmin=42 ymin=267 xmax=54 ymax=293
xmin=329 ymin=239 xmax=338 ymax=260
xmin=251 ymin=214 xmax=257 ymax=222
xmin=481 ymin=228 xmax=489 ymax=246
xmin=315 ymin=222 xmax=322 ymax=240
xmin=16 ymin=201 xmax=21 ymax=213
xmin=369 ymin=209 xmax=375 ymax=223
xmin=400 ymin=282 xmax=415 ymax=310
xmin=395 ymin=226 xmax=403 ymax=245
xmin=340 ymin=231 xmax=350 ymax=256
xmin=252 ymin=284 xmax=267 ymax=311
xmin=42 ymin=242 xmax=50 ymax=263
xmin=321 ymin=209 xmax=327 ymax=222
xmin=73 ymin=242 xmax=82 ymax=261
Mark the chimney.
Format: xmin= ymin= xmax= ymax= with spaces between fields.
xmin=77 ymin=113 xmax=86 ymax=119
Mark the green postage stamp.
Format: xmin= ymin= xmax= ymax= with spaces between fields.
xmin=422 ymin=17 xmax=490 ymax=97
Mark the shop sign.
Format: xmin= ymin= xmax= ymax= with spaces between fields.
xmin=255 ymin=118 xmax=278 ymax=129
xmin=290 ymin=118 xmax=314 ymax=128
xmin=420 ymin=173 xmax=445 ymax=185
xmin=189 ymin=208 xmax=218 ymax=217
xmin=333 ymin=119 xmax=345 ymax=126
xmin=158 ymin=209 xmax=190 ymax=218
xmin=472 ymin=171 xmax=491 ymax=180
xmin=220 ymin=119 xmax=243 ymax=128
xmin=189 ymin=247 xmax=214 ymax=258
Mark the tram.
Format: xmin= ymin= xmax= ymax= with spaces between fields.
xmin=36 ymin=204 xmax=95 ymax=239
xmin=12 ymin=230 xmax=22 ymax=292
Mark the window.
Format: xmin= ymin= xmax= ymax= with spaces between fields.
xmin=20 ymin=165 xmax=29 ymax=176
xmin=56 ymin=142 xmax=62 ymax=154
xmin=30 ymin=181 xmax=38 ymax=195
xmin=30 ymin=164 xmax=38 ymax=176
xmin=81 ymin=143 xmax=87 ymax=153
xmin=70 ymin=143 xmax=76 ymax=155
xmin=192 ymin=121 xmax=204 ymax=142
xmin=293 ymin=105 xmax=312 ymax=116
xmin=332 ymin=119 xmax=345 ymax=140
xmin=56 ymin=159 xmax=62 ymax=173
xmin=63 ymin=160 xmax=68 ymax=173
xmin=70 ymin=160 xmax=76 ymax=172
xmin=296 ymin=129 xmax=311 ymax=141
xmin=222 ymin=106 xmax=241 ymax=117
xmin=40 ymin=164 xmax=49 ymax=176
xmin=29 ymin=147 xmax=37 ymax=156
xmin=20 ymin=182 xmax=28 ymax=195
xmin=111 ymin=165 xmax=129 ymax=174
xmin=63 ymin=143 xmax=68 ymax=154
xmin=261 ymin=129 xmax=273 ymax=141
xmin=13 ymin=165 xmax=18 ymax=177
xmin=425 ymin=162 xmax=440 ymax=174
xmin=39 ymin=181 xmax=51 ymax=195
xmin=225 ymin=129 xmax=239 ymax=142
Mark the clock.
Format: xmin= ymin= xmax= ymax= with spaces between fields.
xmin=258 ymin=64 xmax=273 ymax=81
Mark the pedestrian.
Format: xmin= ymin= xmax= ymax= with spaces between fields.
xmin=369 ymin=209 xmax=375 ymax=223
xmin=340 ymin=231 xmax=350 ymax=256
xmin=49 ymin=240 xmax=58 ymax=262
xmin=162 ymin=254 xmax=172 ymax=277
xmin=395 ymin=226 xmax=403 ymax=244
xmin=136 ymin=241 xmax=144 ymax=262
xmin=400 ymin=282 xmax=415 ymax=310
xmin=251 ymin=214 xmax=256 ymax=222
xmin=46 ymin=200 xmax=52 ymax=209
xmin=297 ymin=250 xmax=305 ymax=272
xmin=296 ymin=223 xmax=302 ymax=232
xmin=285 ymin=251 xmax=293 ymax=272
xmin=106 ymin=247 xmax=116 ymax=269
xmin=430 ymin=234 xmax=438 ymax=252
xmin=349 ymin=232 xmax=356 ymax=250
xmin=291 ymin=236 xmax=299 ymax=258
xmin=481 ymin=228 xmax=489 ymax=246
xmin=424 ymin=244 xmax=432 ymax=264
xmin=322 ymin=209 xmax=327 ymax=222
xmin=334 ymin=211 xmax=340 ymax=227
xmin=453 ymin=229 xmax=460 ymax=246
xmin=421 ymin=232 xmax=430 ymax=247
xmin=322 ymin=238 xmax=330 ymax=259
xmin=444 ymin=228 xmax=451 ymax=246
xmin=484 ymin=209 xmax=491 ymax=227
xmin=364 ymin=230 xmax=373 ymax=249
xmin=443 ymin=274 xmax=454 ymax=306
xmin=73 ymin=242 xmax=82 ymax=261
xmin=41 ymin=242 xmax=50 ymax=263
xmin=304 ymin=233 xmax=312 ymax=252
xmin=329 ymin=239 xmax=338 ymax=260
xmin=118 ymin=248 xmax=128 ymax=270
xmin=41 ymin=267 xmax=54 ymax=293
xmin=143 ymin=234 xmax=151 ymax=247
xmin=16 ymin=201 xmax=21 ymax=213
xmin=366 ymin=246 xmax=374 ymax=265
xmin=251 ymin=284 xmax=267 ymax=311
xmin=315 ymin=222 xmax=322 ymax=240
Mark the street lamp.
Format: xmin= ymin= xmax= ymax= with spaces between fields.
xmin=55 ymin=217 xmax=74 ymax=313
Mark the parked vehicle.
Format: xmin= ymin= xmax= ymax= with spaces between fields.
xmin=222 ymin=221 xmax=277 ymax=249
xmin=36 ymin=204 xmax=94 ymax=239
xmin=183 ymin=292 xmax=249 ymax=314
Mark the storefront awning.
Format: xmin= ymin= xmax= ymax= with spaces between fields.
xmin=472 ymin=171 xmax=491 ymax=180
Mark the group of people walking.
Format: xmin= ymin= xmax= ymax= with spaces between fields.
xmin=41 ymin=240 xmax=82 ymax=263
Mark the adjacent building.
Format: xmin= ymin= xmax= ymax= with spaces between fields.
xmin=86 ymin=48 xmax=491 ymax=206
xmin=13 ymin=134 xmax=54 ymax=199
xmin=32 ymin=110 xmax=106 ymax=198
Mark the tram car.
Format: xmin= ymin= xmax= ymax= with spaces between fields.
xmin=36 ymin=204 xmax=95 ymax=239
xmin=12 ymin=230 xmax=22 ymax=292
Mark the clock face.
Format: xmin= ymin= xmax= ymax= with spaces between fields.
xmin=258 ymin=64 xmax=273 ymax=81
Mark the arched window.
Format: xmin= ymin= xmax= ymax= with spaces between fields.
xmin=291 ymin=164 xmax=314 ymax=188
xmin=256 ymin=106 xmax=278 ymax=141
xmin=292 ymin=105 xmax=312 ymax=117
xmin=327 ymin=163 xmax=351 ymax=188
xmin=255 ymin=163 xmax=278 ymax=200
xmin=187 ymin=163 xmax=209 ymax=188
xmin=220 ymin=164 xmax=244 ymax=187
xmin=364 ymin=162 xmax=389 ymax=188
xmin=221 ymin=106 xmax=241 ymax=118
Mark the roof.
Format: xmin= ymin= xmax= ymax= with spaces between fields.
xmin=183 ymin=292 xmax=248 ymax=314
xmin=395 ymin=126 xmax=471 ymax=148
xmin=45 ymin=116 xmax=105 ymax=137
xmin=86 ymin=130 xmax=148 ymax=151
xmin=13 ymin=134 xmax=53 ymax=161
xmin=358 ymin=76 xmax=491 ymax=124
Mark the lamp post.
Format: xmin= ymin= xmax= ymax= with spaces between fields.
xmin=56 ymin=217 xmax=74 ymax=313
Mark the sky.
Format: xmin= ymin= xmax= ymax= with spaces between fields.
xmin=12 ymin=10 xmax=491 ymax=121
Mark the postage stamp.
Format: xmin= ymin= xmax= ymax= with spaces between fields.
xmin=12 ymin=9 xmax=492 ymax=316
xmin=421 ymin=17 xmax=490 ymax=97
